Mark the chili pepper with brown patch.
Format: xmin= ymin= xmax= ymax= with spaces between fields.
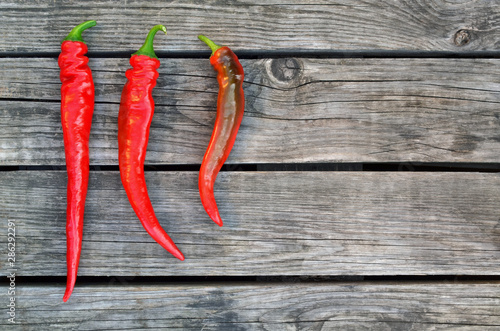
xmin=197 ymin=35 xmax=245 ymax=226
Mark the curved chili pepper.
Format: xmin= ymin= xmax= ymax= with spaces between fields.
xmin=118 ymin=25 xmax=184 ymax=261
xmin=58 ymin=20 xmax=96 ymax=302
xmin=198 ymin=35 xmax=245 ymax=227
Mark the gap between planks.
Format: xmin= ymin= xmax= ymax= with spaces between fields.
xmin=0 ymin=162 xmax=499 ymax=173
xmin=2 ymin=50 xmax=500 ymax=59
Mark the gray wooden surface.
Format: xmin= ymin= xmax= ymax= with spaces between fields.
xmin=1 ymin=0 xmax=499 ymax=53
xmin=1 ymin=171 xmax=499 ymax=276
xmin=1 ymin=283 xmax=499 ymax=330
xmin=1 ymin=58 xmax=499 ymax=165
xmin=1 ymin=0 xmax=499 ymax=329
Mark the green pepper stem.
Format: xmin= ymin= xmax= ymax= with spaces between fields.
xmin=198 ymin=35 xmax=221 ymax=56
xmin=62 ymin=20 xmax=97 ymax=43
xmin=132 ymin=25 xmax=167 ymax=59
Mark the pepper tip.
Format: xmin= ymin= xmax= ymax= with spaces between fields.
xmin=212 ymin=214 xmax=223 ymax=227
xmin=176 ymin=251 xmax=185 ymax=261
xmin=62 ymin=289 xmax=72 ymax=302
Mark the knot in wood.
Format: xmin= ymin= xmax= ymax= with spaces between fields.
xmin=268 ymin=58 xmax=301 ymax=84
xmin=454 ymin=29 xmax=471 ymax=46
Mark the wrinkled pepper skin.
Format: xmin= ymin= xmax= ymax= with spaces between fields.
xmin=118 ymin=26 xmax=184 ymax=261
xmin=198 ymin=36 xmax=245 ymax=227
xmin=58 ymin=20 xmax=96 ymax=302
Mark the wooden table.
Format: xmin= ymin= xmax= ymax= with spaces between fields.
xmin=1 ymin=1 xmax=500 ymax=329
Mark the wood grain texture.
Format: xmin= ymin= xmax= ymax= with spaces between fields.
xmin=3 ymin=2 xmax=499 ymax=328
xmin=3 ymin=283 xmax=500 ymax=329
xmin=1 ymin=58 xmax=499 ymax=165
xmin=1 ymin=171 xmax=499 ymax=277
xmin=1 ymin=0 xmax=499 ymax=53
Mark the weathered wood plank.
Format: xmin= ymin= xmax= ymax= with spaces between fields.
xmin=1 ymin=171 xmax=499 ymax=276
xmin=3 ymin=283 xmax=500 ymax=329
xmin=1 ymin=0 xmax=499 ymax=53
xmin=1 ymin=58 xmax=499 ymax=165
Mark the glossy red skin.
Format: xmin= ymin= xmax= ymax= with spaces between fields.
xmin=199 ymin=47 xmax=245 ymax=226
xmin=118 ymin=55 xmax=184 ymax=261
xmin=59 ymin=41 xmax=94 ymax=302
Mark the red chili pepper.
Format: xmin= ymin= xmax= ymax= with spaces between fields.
xmin=58 ymin=20 xmax=96 ymax=302
xmin=118 ymin=25 xmax=184 ymax=261
xmin=198 ymin=35 xmax=245 ymax=227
